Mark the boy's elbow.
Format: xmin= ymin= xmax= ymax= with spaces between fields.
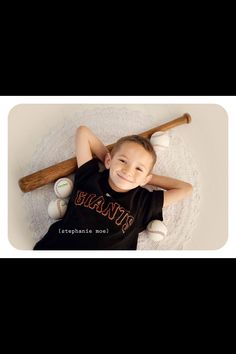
xmin=185 ymin=183 xmax=193 ymax=196
xmin=77 ymin=125 xmax=87 ymax=133
xmin=76 ymin=125 xmax=90 ymax=138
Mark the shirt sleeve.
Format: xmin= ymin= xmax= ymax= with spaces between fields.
xmin=137 ymin=189 xmax=164 ymax=232
xmin=69 ymin=158 xmax=101 ymax=200
xmin=74 ymin=158 xmax=100 ymax=184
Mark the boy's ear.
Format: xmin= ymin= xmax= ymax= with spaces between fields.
xmin=141 ymin=174 xmax=153 ymax=186
xmin=104 ymin=152 xmax=112 ymax=169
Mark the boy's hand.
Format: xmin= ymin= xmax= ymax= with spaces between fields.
xmin=75 ymin=126 xmax=109 ymax=168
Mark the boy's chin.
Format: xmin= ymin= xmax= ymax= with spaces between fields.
xmin=109 ymin=176 xmax=139 ymax=192
xmin=109 ymin=180 xmax=130 ymax=192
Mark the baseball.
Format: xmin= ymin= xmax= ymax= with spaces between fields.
xmin=54 ymin=177 xmax=73 ymax=198
xmin=48 ymin=199 xmax=68 ymax=219
xmin=150 ymin=131 xmax=170 ymax=149
xmin=146 ymin=220 xmax=167 ymax=242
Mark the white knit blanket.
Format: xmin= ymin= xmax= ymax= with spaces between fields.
xmin=22 ymin=107 xmax=200 ymax=250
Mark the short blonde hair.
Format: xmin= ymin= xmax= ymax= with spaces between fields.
xmin=111 ymin=135 xmax=157 ymax=171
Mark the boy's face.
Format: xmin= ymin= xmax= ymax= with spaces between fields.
xmin=104 ymin=142 xmax=154 ymax=192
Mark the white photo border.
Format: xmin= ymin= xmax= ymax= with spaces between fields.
xmin=0 ymin=96 xmax=233 ymax=258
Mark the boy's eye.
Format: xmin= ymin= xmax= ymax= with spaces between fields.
xmin=119 ymin=159 xmax=125 ymax=163
xmin=136 ymin=167 xmax=143 ymax=172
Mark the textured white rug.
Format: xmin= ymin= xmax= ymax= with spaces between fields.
xmin=22 ymin=107 xmax=200 ymax=250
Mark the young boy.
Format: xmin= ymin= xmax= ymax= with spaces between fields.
xmin=34 ymin=126 xmax=193 ymax=250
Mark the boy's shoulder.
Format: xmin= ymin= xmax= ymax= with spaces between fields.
xmin=74 ymin=158 xmax=106 ymax=183
xmin=138 ymin=187 xmax=165 ymax=206
xmin=76 ymin=157 xmax=102 ymax=172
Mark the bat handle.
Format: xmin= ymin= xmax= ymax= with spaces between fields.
xmin=141 ymin=113 xmax=192 ymax=139
xmin=183 ymin=113 xmax=191 ymax=124
xmin=157 ymin=113 xmax=191 ymax=131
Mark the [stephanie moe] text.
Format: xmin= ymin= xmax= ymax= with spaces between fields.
xmin=59 ymin=228 xmax=109 ymax=235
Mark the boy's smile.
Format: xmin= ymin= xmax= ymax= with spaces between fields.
xmin=104 ymin=142 xmax=154 ymax=192
xmin=116 ymin=172 xmax=133 ymax=183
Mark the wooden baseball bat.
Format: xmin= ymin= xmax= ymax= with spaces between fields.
xmin=18 ymin=113 xmax=191 ymax=193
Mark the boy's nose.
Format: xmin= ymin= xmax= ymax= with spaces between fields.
xmin=122 ymin=166 xmax=132 ymax=176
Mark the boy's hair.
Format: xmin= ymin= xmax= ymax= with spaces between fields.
xmin=111 ymin=135 xmax=157 ymax=171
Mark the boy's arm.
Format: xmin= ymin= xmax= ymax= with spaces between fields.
xmin=75 ymin=126 xmax=109 ymax=168
xmin=148 ymin=174 xmax=193 ymax=207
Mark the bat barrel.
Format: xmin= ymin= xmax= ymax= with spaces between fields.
xmin=18 ymin=157 xmax=77 ymax=193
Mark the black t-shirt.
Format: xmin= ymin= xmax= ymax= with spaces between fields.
xmin=34 ymin=158 xmax=164 ymax=250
